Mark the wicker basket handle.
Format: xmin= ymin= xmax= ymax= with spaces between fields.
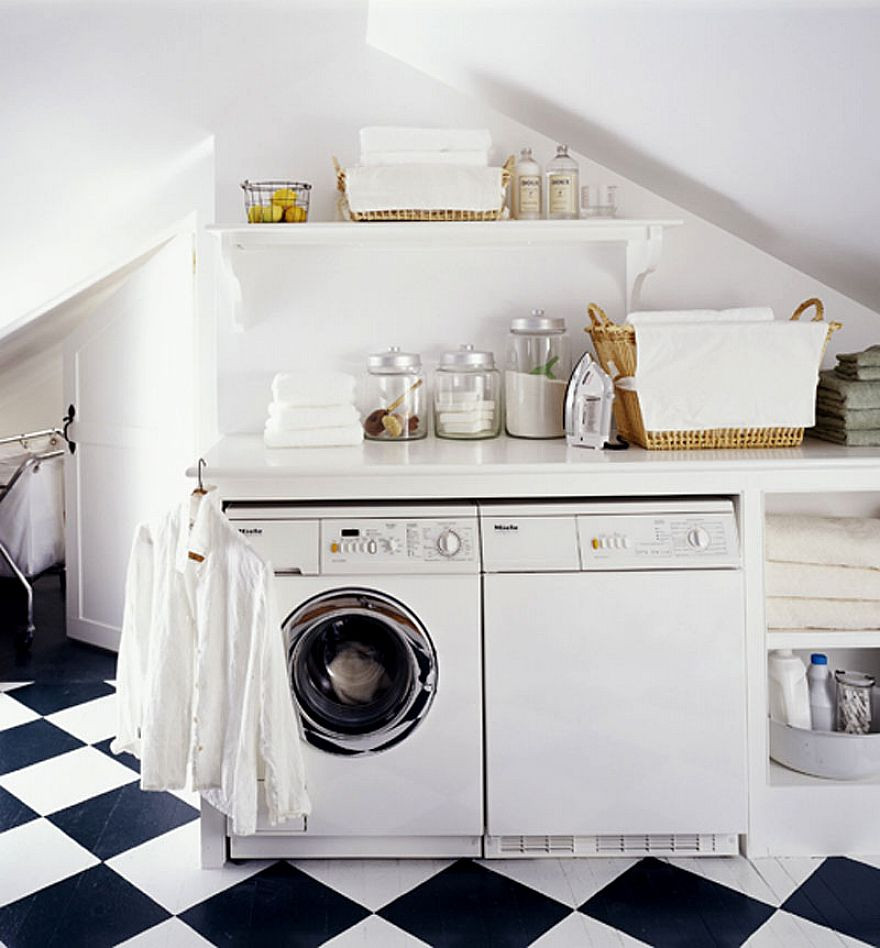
xmin=332 ymin=156 xmax=346 ymax=194
xmin=501 ymin=155 xmax=515 ymax=189
xmin=790 ymin=298 xmax=824 ymax=323
xmin=586 ymin=303 xmax=612 ymax=330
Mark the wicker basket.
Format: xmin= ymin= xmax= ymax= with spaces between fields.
xmin=333 ymin=156 xmax=514 ymax=221
xmin=586 ymin=298 xmax=843 ymax=450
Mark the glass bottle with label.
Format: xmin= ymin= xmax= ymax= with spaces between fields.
xmin=512 ymin=147 xmax=542 ymax=220
xmin=546 ymin=144 xmax=579 ymax=220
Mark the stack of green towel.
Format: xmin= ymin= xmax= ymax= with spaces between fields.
xmin=812 ymin=345 xmax=880 ymax=445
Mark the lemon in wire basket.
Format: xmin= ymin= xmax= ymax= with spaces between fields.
xmin=242 ymin=180 xmax=312 ymax=223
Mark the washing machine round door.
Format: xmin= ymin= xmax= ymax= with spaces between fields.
xmin=285 ymin=589 xmax=438 ymax=755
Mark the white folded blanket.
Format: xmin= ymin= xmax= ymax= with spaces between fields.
xmin=359 ymin=127 xmax=492 ymax=155
xmin=766 ymin=597 xmax=880 ymax=630
xmin=765 ymin=515 xmax=880 ymax=570
xmin=345 ymin=164 xmax=505 ymax=213
xmin=267 ymin=403 xmax=358 ymax=430
xmin=626 ymin=307 xmax=774 ymax=325
xmin=271 ymin=372 xmax=356 ymax=407
xmin=633 ymin=320 xmax=827 ymax=431
xmin=361 ymin=151 xmax=488 ymax=167
xmin=766 ymin=561 xmax=880 ymax=600
xmin=264 ymin=423 xmax=363 ymax=448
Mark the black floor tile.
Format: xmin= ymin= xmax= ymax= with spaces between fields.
xmin=0 ymin=718 xmax=84 ymax=775
xmin=378 ymin=859 xmax=571 ymax=948
xmin=782 ymin=857 xmax=880 ymax=946
xmin=92 ymin=736 xmax=140 ymax=773
xmin=0 ymin=784 xmax=39 ymax=832
xmin=180 ymin=860 xmax=369 ymax=947
xmin=580 ymin=857 xmax=775 ymax=948
xmin=0 ymin=862 xmax=169 ymax=948
xmin=7 ymin=680 xmax=115 ymax=716
xmin=48 ymin=781 xmax=197 ymax=861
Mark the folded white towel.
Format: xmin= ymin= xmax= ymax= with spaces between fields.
xmin=766 ymin=597 xmax=880 ymax=630
xmin=633 ymin=320 xmax=827 ymax=431
xmin=268 ymin=403 xmax=359 ymax=430
xmin=264 ymin=423 xmax=363 ymax=448
xmin=765 ymin=515 xmax=880 ymax=570
xmin=626 ymin=307 xmax=774 ymax=325
xmin=766 ymin=561 xmax=880 ymax=600
xmin=271 ymin=372 xmax=356 ymax=407
xmin=359 ymin=127 xmax=492 ymax=155
xmin=361 ymin=150 xmax=489 ymax=167
xmin=345 ymin=164 xmax=505 ymax=213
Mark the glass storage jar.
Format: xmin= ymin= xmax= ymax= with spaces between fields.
xmin=362 ymin=347 xmax=427 ymax=441
xmin=835 ymin=670 xmax=875 ymax=734
xmin=433 ymin=345 xmax=502 ymax=440
xmin=505 ymin=310 xmax=570 ymax=438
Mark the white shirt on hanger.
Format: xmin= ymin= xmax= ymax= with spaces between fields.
xmin=111 ymin=490 xmax=310 ymax=836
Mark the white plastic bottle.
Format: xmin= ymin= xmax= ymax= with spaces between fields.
xmin=512 ymin=147 xmax=542 ymax=220
xmin=808 ymin=652 xmax=835 ymax=731
xmin=767 ymin=649 xmax=811 ymax=729
xmin=546 ymin=144 xmax=579 ymax=220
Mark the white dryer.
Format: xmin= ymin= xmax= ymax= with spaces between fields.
xmin=202 ymin=503 xmax=483 ymax=862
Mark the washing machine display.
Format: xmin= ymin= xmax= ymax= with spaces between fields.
xmin=285 ymin=589 xmax=437 ymax=756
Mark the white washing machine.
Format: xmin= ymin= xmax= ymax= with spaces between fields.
xmin=201 ymin=503 xmax=483 ymax=863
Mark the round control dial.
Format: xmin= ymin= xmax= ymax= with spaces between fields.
xmin=687 ymin=527 xmax=711 ymax=550
xmin=436 ymin=529 xmax=462 ymax=557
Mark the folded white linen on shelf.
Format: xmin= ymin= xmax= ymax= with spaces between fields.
xmin=626 ymin=307 xmax=774 ymax=325
xmin=765 ymin=561 xmax=880 ymax=600
xmin=766 ymin=597 xmax=880 ymax=630
xmin=359 ymin=127 xmax=492 ymax=155
xmin=633 ymin=320 xmax=827 ymax=431
xmin=271 ymin=372 xmax=356 ymax=407
xmin=345 ymin=164 xmax=505 ymax=213
xmin=264 ymin=423 xmax=363 ymax=448
xmin=267 ymin=403 xmax=359 ymax=430
xmin=361 ymin=150 xmax=489 ymax=166
xmin=765 ymin=514 xmax=880 ymax=570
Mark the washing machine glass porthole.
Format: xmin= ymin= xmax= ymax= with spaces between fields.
xmin=285 ymin=589 xmax=438 ymax=756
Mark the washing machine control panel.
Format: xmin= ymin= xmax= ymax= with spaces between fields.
xmin=322 ymin=518 xmax=478 ymax=573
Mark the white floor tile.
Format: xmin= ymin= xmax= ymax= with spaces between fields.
xmin=107 ymin=820 xmax=269 ymax=914
xmin=291 ymin=858 xmax=452 ymax=912
xmin=532 ymin=911 xmax=649 ymax=947
xmin=45 ymin=693 xmax=117 ymax=744
xmin=664 ymin=855 xmax=778 ymax=906
xmin=746 ymin=909 xmax=854 ymax=946
xmin=321 ymin=914 xmax=432 ymax=947
xmin=0 ymin=745 xmax=137 ymax=815
xmin=849 ymin=853 xmax=880 ymax=872
xmin=483 ymin=857 xmax=638 ymax=908
xmin=0 ymin=818 xmax=99 ymax=906
xmin=0 ymin=681 xmax=32 ymax=694
xmin=116 ymin=917 xmax=215 ymax=947
xmin=749 ymin=856 xmax=826 ymax=905
xmin=0 ymin=692 xmax=40 ymax=732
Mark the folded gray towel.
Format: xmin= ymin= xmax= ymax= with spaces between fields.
xmin=810 ymin=426 xmax=880 ymax=446
xmin=816 ymin=408 xmax=880 ymax=430
xmin=818 ymin=370 xmax=880 ymax=409
xmin=835 ymin=364 xmax=880 ymax=381
xmin=837 ymin=344 xmax=880 ymax=367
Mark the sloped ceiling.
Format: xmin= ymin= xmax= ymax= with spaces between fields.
xmin=367 ymin=0 xmax=880 ymax=314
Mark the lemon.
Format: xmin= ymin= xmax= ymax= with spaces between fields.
xmin=262 ymin=204 xmax=283 ymax=223
xmin=247 ymin=204 xmax=263 ymax=223
xmin=284 ymin=205 xmax=307 ymax=223
xmin=271 ymin=188 xmax=298 ymax=209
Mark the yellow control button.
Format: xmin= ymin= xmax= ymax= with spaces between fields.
xmin=592 ymin=537 xmax=600 ymax=549
xmin=330 ymin=542 xmax=339 ymax=553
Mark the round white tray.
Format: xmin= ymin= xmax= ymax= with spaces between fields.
xmin=769 ymin=718 xmax=880 ymax=780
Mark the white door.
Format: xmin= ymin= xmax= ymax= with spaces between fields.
xmin=483 ymin=569 xmax=748 ymax=837
xmin=63 ymin=233 xmax=196 ymax=650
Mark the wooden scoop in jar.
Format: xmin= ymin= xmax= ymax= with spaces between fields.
xmin=363 ymin=378 xmax=423 ymax=438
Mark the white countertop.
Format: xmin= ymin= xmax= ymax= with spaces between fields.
xmin=194 ymin=434 xmax=880 ymax=501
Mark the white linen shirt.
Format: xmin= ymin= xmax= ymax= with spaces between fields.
xmin=111 ymin=491 xmax=310 ymax=835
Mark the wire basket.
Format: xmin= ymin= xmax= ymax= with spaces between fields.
xmin=241 ymin=180 xmax=311 ymax=223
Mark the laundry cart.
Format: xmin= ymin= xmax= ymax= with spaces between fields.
xmin=0 ymin=429 xmax=66 ymax=648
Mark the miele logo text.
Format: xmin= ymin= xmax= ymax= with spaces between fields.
xmin=238 ymin=528 xmax=263 ymax=535
xmin=493 ymin=524 xmax=519 ymax=531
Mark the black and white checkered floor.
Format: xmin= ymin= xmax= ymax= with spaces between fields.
xmin=2 ymin=679 xmax=880 ymax=947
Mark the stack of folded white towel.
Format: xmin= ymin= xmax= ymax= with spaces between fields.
xmin=264 ymin=372 xmax=363 ymax=448
xmin=765 ymin=514 xmax=880 ymax=630
xmin=358 ymin=127 xmax=492 ymax=166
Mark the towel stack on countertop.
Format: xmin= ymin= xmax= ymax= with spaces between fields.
xmin=264 ymin=372 xmax=362 ymax=448
xmin=765 ymin=514 xmax=880 ymax=630
xmin=812 ymin=345 xmax=880 ymax=446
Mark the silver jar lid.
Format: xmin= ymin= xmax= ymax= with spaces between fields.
xmin=439 ymin=344 xmax=496 ymax=370
xmin=510 ymin=308 xmax=566 ymax=334
xmin=367 ymin=346 xmax=422 ymax=372
xmin=835 ymin=670 xmax=876 ymax=688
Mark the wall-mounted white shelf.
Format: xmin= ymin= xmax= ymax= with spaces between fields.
xmin=207 ymin=219 xmax=682 ymax=329
xmin=767 ymin=629 xmax=880 ymax=651
xmin=768 ymin=759 xmax=880 ymax=788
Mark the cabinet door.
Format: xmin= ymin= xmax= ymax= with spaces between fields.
xmin=483 ymin=569 xmax=747 ymax=836
xmin=63 ymin=234 xmax=195 ymax=650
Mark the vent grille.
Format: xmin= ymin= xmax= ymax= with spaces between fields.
xmin=499 ymin=836 xmax=576 ymax=855
xmin=488 ymin=833 xmax=737 ymax=859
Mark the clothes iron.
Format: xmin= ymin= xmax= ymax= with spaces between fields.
xmin=564 ymin=352 xmax=619 ymax=450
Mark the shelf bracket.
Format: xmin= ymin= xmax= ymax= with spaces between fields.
xmin=217 ymin=234 xmax=245 ymax=332
xmin=625 ymin=225 xmax=664 ymax=313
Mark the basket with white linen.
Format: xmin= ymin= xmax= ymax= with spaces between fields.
xmin=585 ymin=298 xmax=842 ymax=450
xmin=333 ymin=155 xmax=514 ymax=222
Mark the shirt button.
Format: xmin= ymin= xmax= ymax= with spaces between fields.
xmin=197 ymin=745 xmax=204 ymax=752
